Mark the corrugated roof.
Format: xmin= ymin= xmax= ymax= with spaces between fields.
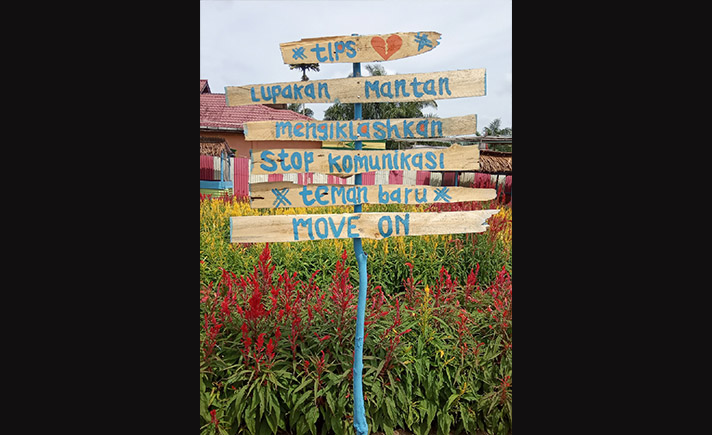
xmin=200 ymin=80 xmax=314 ymax=131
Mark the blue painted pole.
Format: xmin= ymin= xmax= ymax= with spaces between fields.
xmin=351 ymin=56 xmax=369 ymax=435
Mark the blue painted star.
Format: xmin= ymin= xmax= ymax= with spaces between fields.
xmin=414 ymin=32 xmax=433 ymax=51
xmin=292 ymin=47 xmax=306 ymax=60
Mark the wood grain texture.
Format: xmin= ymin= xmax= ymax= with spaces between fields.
xmin=250 ymin=143 xmax=479 ymax=176
xmin=225 ymin=68 xmax=485 ymax=106
xmin=249 ymin=182 xmax=496 ymax=209
xmin=243 ymin=115 xmax=476 ymax=142
xmin=229 ymin=210 xmax=499 ymax=243
xmin=279 ymin=32 xmax=441 ymax=64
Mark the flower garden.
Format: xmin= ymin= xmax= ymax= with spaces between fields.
xmin=200 ymin=189 xmax=512 ymax=435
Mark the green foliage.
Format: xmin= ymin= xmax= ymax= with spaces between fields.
xmin=200 ymin=240 xmax=512 ymax=434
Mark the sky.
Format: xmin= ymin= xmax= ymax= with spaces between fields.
xmin=200 ymin=0 xmax=511 ymax=133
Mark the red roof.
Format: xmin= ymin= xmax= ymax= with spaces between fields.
xmin=200 ymin=80 xmax=314 ymax=131
xmin=200 ymin=79 xmax=210 ymax=94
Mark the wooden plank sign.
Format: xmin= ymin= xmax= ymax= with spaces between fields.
xmin=280 ymin=32 xmax=441 ymax=64
xmin=225 ymin=68 xmax=485 ymax=106
xmin=230 ymin=210 xmax=499 ymax=243
xmin=250 ymin=143 xmax=479 ymax=176
xmin=244 ymin=115 xmax=476 ymax=142
xmin=322 ymin=141 xmax=386 ymax=150
xmin=250 ymin=182 xmax=497 ymax=209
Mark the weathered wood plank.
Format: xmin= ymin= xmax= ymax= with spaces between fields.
xmin=225 ymin=68 xmax=485 ymax=106
xmin=322 ymin=140 xmax=386 ymax=150
xmin=250 ymin=182 xmax=496 ymax=209
xmin=280 ymin=32 xmax=441 ymax=64
xmin=243 ymin=115 xmax=476 ymax=142
xmin=230 ymin=210 xmax=499 ymax=243
xmin=250 ymin=143 xmax=478 ymax=176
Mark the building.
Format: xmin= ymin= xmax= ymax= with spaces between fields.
xmin=200 ymin=79 xmax=317 ymax=159
xmin=200 ymin=79 xmax=320 ymax=195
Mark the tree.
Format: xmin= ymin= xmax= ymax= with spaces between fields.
xmin=482 ymin=118 xmax=512 ymax=136
xmin=481 ymin=118 xmax=512 ymax=152
xmin=286 ymin=103 xmax=313 ymax=118
xmin=323 ymin=65 xmax=438 ymax=149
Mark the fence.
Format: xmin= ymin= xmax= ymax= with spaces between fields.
xmin=201 ymin=157 xmax=511 ymax=200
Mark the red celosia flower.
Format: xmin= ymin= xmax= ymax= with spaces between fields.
xmin=256 ymin=333 xmax=266 ymax=351
xmin=210 ymin=409 xmax=218 ymax=428
xmin=266 ymin=338 xmax=275 ymax=361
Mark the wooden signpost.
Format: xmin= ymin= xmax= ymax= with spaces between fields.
xmin=249 ymin=143 xmax=480 ymax=176
xmin=224 ymin=31 xmax=494 ymax=435
xmin=249 ymin=182 xmax=497 ymax=209
xmin=225 ymin=68 xmax=486 ymax=106
xmin=244 ymin=114 xmax=477 ymax=142
xmin=279 ymin=32 xmax=441 ymax=64
xmin=230 ymin=210 xmax=498 ymax=243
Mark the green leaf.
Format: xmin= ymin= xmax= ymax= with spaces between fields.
xmin=406 ymin=404 xmax=415 ymax=428
xmin=259 ymin=386 xmax=267 ymax=421
xmin=296 ymin=415 xmax=308 ymax=435
xmin=293 ymin=390 xmax=312 ymax=411
xmin=396 ymin=386 xmax=408 ymax=410
xmin=251 ymin=389 xmax=261 ymax=420
xmin=445 ymin=392 xmax=459 ymax=410
xmin=385 ymin=396 xmax=396 ymax=423
xmin=271 ymin=398 xmax=281 ymax=429
xmin=292 ymin=376 xmax=312 ymax=397
xmin=438 ymin=411 xmax=452 ymax=435
xmin=305 ymin=407 xmax=320 ymax=433
xmin=325 ymin=391 xmax=336 ymax=414
xmin=383 ymin=420 xmax=394 ymax=435
xmin=233 ymin=384 xmax=250 ymax=424
xmin=268 ymin=372 xmax=286 ymax=390
xmin=199 ymin=393 xmax=210 ymax=422
xmin=460 ymin=403 xmax=475 ymax=434
xmin=258 ymin=418 xmax=271 ymax=435
xmin=427 ymin=400 xmax=437 ymax=428
xmin=372 ymin=382 xmax=383 ymax=407
xmin=331 ymin=414 xmax=343 ymax=435
xmin=414 ymin=358 xmax=424 ymax=383
xmin=245 ymin=404 xmax=256 ymax=435
xmin=266 ymin=408 xmax=278 ymax=434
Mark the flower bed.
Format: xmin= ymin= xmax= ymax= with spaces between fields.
xmin=200 ymin=243 xmax=512 ymax=434
xmin=200 ymin=194 xmax=511 ymax=295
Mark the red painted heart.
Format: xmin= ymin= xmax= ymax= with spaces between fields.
xmin=371 ymin=35 xmax=403 ymax=60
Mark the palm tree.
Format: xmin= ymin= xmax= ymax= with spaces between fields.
xmin=483 ymin=118 xmax=512 ymax=136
